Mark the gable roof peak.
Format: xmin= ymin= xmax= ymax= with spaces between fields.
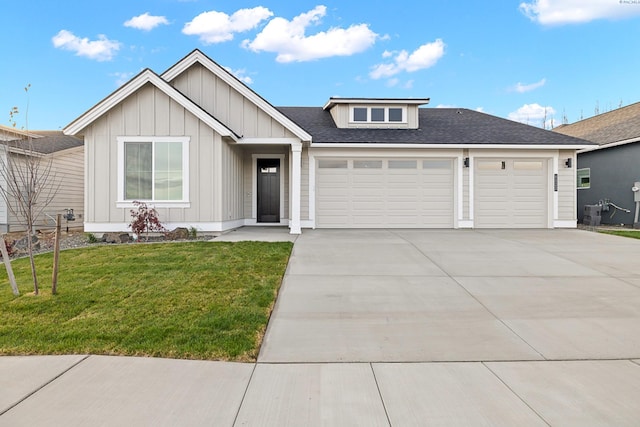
xmin=162 ymin=50 xmax=311 ymax=142
xmin=63 ymin=68 xmax=237 ymax=139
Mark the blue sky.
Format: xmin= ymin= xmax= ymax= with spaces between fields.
xmin=2 ymin=0 xmax=640 ymax=131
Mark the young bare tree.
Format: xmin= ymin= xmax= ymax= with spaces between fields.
xmin=0 ymin=86 xmax=60 ymax=295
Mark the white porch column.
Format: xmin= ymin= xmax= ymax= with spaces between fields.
xmin=290 ymin=143 xmax=302 ymax=234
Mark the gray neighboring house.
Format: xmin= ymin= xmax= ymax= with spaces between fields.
xmin=63 ymin=49 xmax=592 ymax=234
xmin=0 ymin=126 xmax=84 ymax=232
xmin=554 ymin=102 xmax=640 ymax=226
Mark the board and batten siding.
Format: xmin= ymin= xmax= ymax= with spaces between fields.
xmin=85 ymin=83 xmax=225 ymax=227
xmin=169 ymin=63 xmax=297 ymax=139
xmin=221 ymin=142 xmax=244 ymax=222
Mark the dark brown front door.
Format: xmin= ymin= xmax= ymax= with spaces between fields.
xmin=257 ymin=158 xmax=280 ymax=223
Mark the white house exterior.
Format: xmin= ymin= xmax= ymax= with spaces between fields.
xmin=64 ymin=50 xmax=592 ymax=234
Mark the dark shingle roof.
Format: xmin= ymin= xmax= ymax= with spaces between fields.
xmin=277 ymin=107 xmax=593 ymax=146
xmin=4 ymin=131 xmax=83 ymax=154
xmin=553 ymin=102 xmax=640 ymax=145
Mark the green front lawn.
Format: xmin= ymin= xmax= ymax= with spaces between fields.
xmin=0 ymin=241 xmax=293 ymax=361
xmin=599 ymin=229 xmax=640 ymax=240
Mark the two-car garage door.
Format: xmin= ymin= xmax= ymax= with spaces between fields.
xmin=316 ymin=158 xmax=454 ymax=228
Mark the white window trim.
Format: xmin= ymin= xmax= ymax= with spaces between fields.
xmin=350 ymin=106 xmax=407 ymax=124
xmin=117 ymin=136 xmax=190 ymax=208
xmin=577 ymin=167 xmax=591 ymax=189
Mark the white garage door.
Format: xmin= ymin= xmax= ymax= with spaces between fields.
xmin=474 ymin=158 xmax=548 ymax=228
xmin=316 ymin=158 xmax=454 ymax=228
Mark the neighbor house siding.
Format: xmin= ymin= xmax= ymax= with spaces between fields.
xmin=44 ymin=146 xmax=84 ymax=226
xmin=84 ymin=83 xmax=223 ymax=229
xmin=2 ymin=146 xmax=84 ymax=232
xmin=577 ymin=143 xmax=640 ymax=225
xmin=0 ymin=149 xmax=9 ymax=229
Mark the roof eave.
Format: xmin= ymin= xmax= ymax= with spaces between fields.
xmin=309 ymin=142 xmax=593 ymax=149
xmin=578 ymin=136 xmax=640 ymax=154
xmin=323 ymin=97 xmax=431 ymax=110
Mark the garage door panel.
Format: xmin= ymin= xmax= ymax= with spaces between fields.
xmin=316 ymin=158 xmax=454 ymax=228
xmin=475 ymin=158 xmax=548 ymax=228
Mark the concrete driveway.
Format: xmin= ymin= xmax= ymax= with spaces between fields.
xmin=259 ymin=229 xmax=640 ymax=362
xmin=3 ymin=229 xmax=640 ymax=426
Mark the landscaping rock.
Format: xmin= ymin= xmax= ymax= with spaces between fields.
xmin=14 ymin=234 xmax=40 ymax=251
xmin=166 ymin=227 xmax=190 ymax=240
xmin=102 ymin=233 xmax=131 ymax=243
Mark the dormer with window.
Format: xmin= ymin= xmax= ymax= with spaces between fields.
xmin=323 ymin=97 xmax=430 ymax=129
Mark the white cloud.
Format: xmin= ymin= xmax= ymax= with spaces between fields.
xmin=512 ymin=78 xmax=546 ymax=93
xmin=519 ymin=0 xmax=640 ymax=25
xmin=386 ymin=78 xmax=399 ymax=87
xmin=243 ymin=5 xmax=378 ymax=62
xmin=112 ymin=71 xmax=135 ymax=86
xmin=183 ymin=7 xmax=273 ymax=44
xmin=124 ymin=13 xmax=169 ymax=31
xmin=508 ymin=103 xmax=556 ymax=128
xmin=52 ymin=30 xmax=120 ymax=61
xmin=369 ymin=39 xmax=445 ymax=79
xmin=224 ymin=66 xmax=253 ymax=84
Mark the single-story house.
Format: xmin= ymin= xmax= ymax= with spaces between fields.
xmin=63 ymin=49 xmax=592 ymax=234
xmin=554 ymin=102 xmax=640 ymax=226
xmin=0 ymin=126 xmax=84 ymax=232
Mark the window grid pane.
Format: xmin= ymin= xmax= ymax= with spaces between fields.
xmin=577 ymin=168 xmax=590 ymax=189
xmin=125 ymin=142 xmax=152 ymax=200
xmin=353 ymin=108 xmax=367 ymax=122
xmin=354 ymin=160 xmax=382 ymax=169
xmin=154 ymin=141 xmax=183 ymax=201
xmin=371 ymin=108 xmax=385 ymax=122
xmin=389 ymin=108 xmax=403 ymax=122
xmin=318 ymin=159 xmax=348 ymax=169
xmin=389 ymin=160 xmax=417 ymax=169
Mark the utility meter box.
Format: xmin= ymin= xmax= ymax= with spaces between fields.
xmin=583 ymin=204 xmax=601 ymax=226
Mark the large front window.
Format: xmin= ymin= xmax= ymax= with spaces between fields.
xmin=118 ymin=137 xmax=189 ymax=206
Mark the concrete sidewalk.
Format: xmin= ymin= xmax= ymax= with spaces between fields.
xmin=2 ymin=229 xmax=640 ymax=426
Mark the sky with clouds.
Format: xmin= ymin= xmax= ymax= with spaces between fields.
xmin=2 ymin=0 xmax=640 ymax=130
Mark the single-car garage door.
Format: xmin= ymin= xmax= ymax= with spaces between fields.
xmin=474 ymin=158 xmax=548 ymax=228
xmin=316 ymin=158 xmax=454 ymax=228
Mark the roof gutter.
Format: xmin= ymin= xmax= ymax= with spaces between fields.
xmin=577 ymin=136 xmax=640 ymax=154
xmin=309 ymin=143 xmax=593 ymax=150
